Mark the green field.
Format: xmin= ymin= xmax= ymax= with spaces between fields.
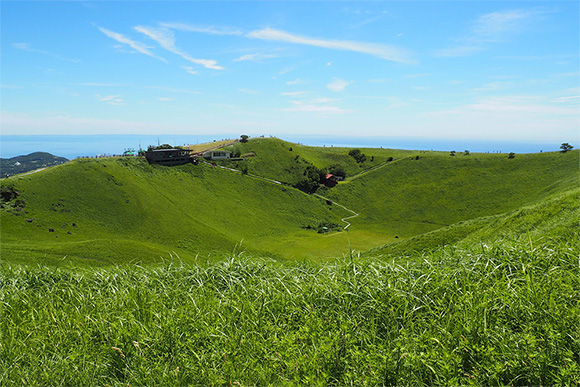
xmin=1 ymin=156 xmax=352 ymax=266
xmin=1 ymin=139 xmax=578 ymax=264
xmin=1 ymin=139 xmax=579 ymax=384
xmin=1 ymin=218 xmax=578 ymax=385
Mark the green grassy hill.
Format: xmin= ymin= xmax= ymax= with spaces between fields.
xmin=1 ymin=157 xmax=350 ymax=266
xmin=1 ymin=140 xmax=578 ymax=385
xmin=1 ymin=139 xmax=578 ymax=266
xmin=368 ymin=187 xmax=580 ymax=257
xmin=320 ymin=149 xmax=579 ymax=240
xmin=222 ymin=137 xmax=416 ymax=185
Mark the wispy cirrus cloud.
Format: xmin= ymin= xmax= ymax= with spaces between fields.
xmin=134 ymin=25 xmax=224 ymax=70
xmin=160 ymin=22 xmax=243 ymax=36
xmin=327 ymin=78 xmax=351 ymax=92
xmin=97 ymin=26 xmax=168 ymax=63
xmin=234 ymin=53 xmax=279 ymax=62
xmin=553 ymin=95 xmax=580 ymax=103
xmin=1 ymin=111 xmax=181 ymax=135
xmin=1 ymin=84 xmax=24 ymax=89
xmin=12 ymin=42 xmax=80 ymax=63
xmin=472 ymin=82 xmax=514 ymax=92
xmin=145 ymin=86 xmax=201 ymax=94
xmin=467 ymin=96 xmax=578 ymax=115
xmin=181 ymin=65 xmax=197 ymax=75
xmin=97 ymin=94 xmax=124 ymax=105
xmin=247 ymin=28 xmax=413 ymax=64
xmin=74 ymin=82 xmax=126 ymax=87
xmin=286 ymin=79 xmax=305 ymax=85
xmin=471 ymin=9 xmax=539 ymax=42
xmin=434 ymin=46 xmax=484 ymax=58
xmin=434 ymin=8 xmax=546 ymax=57
xmin=239 ymin=89 xmax=260 ymax=95
xmin=281 ymin=91 xmax=308 ymax=96
xmin=284 ymin=101 xmax=351 ymax=114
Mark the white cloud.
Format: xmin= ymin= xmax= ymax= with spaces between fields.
xmin=434 ymin=46 xmax=483 ymax=57
xmin=286 ymin=79 xmax=304 ymax=85
xmin=327 ymin=78 xmax=351 ymax=92
xmin=234 ymin=53 xmax=279 ymax=62
xmin=553 ymin=95 xmax=580 ymax=103
xmin=160 ymin=23 xmax=243 ymax=36
xmin=467 ymin=96 xmax=578 ymax=115
xmin=349 ymin=13 xmax=387 ymax=29
xmin=281 ymin=91 xmax=308 ymax=96
xmin=247 ymin=28 xmax=413 ymax=63
xmin=471 ymin=9 xmax=538 ymax=41
xmin=145 ymin=86 xmax=201 ymax=94
xmin=434 ymin=9 xmax=545 ymax=58
xmin=418 ymin=96 xmax=579 ymax=141
xmin=97 ymin=26 xmax=168 ymax=63
xmin=157 ymin=97 xmax=175 ymax=101
xmin=0 ymin=84 xmax=24 ymax=89
xmin=284 ymin=101 xmax=351 ymax=114
xmin=239 ymin=89 xmax=260 ymax=95
xmin=97 ymin=94 xmax=124 ymax=105
xmin=74 ymin=82 xmax=124 ymax=87
xmin=279 ymin=68 xmax=294 ymax=75
xmin=310 ymin=97 xmax=338 ymax=104
xmin=181 ymin=65 xmax=197 ymax=75
xmin=472 ymin=82 xmax=514 ymax=91
xmin=12 ymin=42 xmax=80 ymax=63
xmin=0 ymin=111 xmax=183 ymax=135
xmin=327 ymin=62 xmax=332 ymax=66
xmin=134 ymin=25 xmax=224 ymax=70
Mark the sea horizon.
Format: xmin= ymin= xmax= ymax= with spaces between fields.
xmin=1 ymin=134 xmax=565 ymax=160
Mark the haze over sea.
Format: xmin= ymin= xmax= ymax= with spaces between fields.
xmin=0 ymin=135 xmax=559 ymax=160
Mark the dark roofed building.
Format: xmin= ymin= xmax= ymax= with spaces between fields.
xmin=145 ymin=149 xmax=192 ymax=166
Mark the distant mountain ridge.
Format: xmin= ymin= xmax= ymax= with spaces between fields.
xmin=1 ymin=152 xmax=68 ymax=176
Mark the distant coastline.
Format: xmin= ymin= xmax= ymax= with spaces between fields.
xmin=1 ymin=134 xmax=560 ymax=160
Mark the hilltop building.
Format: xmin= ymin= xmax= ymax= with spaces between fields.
xmin=145 ymin=149 xmax=192 ymax=166
xmin=203 ymin=150 xmax=232 ymax=160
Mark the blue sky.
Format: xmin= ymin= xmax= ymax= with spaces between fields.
xmin=1 ymin=1 xmax=578 ymax=143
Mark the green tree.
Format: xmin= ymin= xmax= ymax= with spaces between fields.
xmin=560 ymin=143 xmax=574 ymax=152
xmin=294 ymin=165 xmax=323 ymax=193
xmin=240 ymin=135 xmax=249 ymax=143
xmin=327 ymin=164 xmax=346 ymax=179
xmin=508 ymin=152 xmax=515 ymax=159
xmin=348 ymin=149 xmax=367 ymax=163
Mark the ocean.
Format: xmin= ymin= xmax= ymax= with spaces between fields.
xmin=0 ymin=134 xmax=558 ymax=160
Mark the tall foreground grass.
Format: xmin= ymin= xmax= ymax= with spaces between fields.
xmin=1 ymin=234 xmax=579 ymax=385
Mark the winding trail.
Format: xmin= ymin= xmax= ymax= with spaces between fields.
xmin=313 ymin=193 xmax=359 ymax=230
xmin=203 ymin=161 xmax=359 ymax=230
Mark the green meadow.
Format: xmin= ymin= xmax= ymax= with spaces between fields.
xmin=1 ymin=138 xmax=579 ymax=384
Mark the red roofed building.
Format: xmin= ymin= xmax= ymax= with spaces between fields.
xmin=324 ymin=173 xmax=338 ymax=187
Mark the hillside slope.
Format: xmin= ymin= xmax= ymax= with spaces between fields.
xmin=221 ymin=137 xmax=417 ymax=186
xmin=367 ymin=187 xmax=580 ymax=257
xmin=1 ymin=157 xmax=350 ymax=266
xmin=1 ymin=143 xmax=577 ymax=266
xmin=321 ymin=149 xmax=579 ymax=240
